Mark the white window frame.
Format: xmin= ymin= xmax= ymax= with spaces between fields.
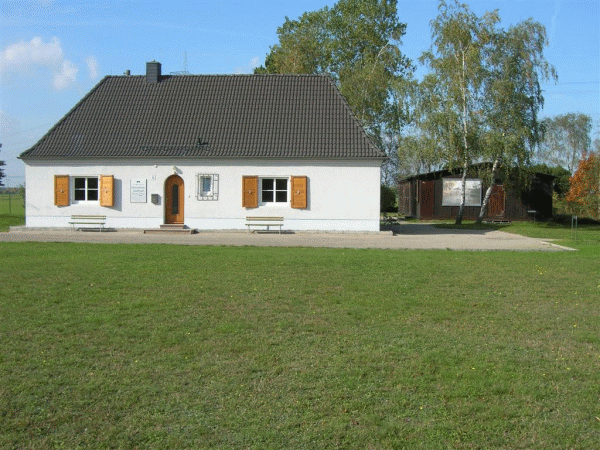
xmin=72 ymin=176 xmax=99 ymax=203
xmin=260 ymin=177 xmax=289 ymax=206
xmin=196 ymin=174 xmax=219 ymax=201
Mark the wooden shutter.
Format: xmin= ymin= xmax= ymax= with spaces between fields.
xmin=242 ymin=176 xmax=258 ymax=208
xmin=54 ymin=175 xmax=70 ymax=206
xmin=290 ymin=176 xmax=307 ymax=209
xmin=100 ymin=175 xmax=114 ymax=207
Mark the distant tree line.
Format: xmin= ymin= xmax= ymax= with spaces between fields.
xmin=0 ymin=143 xmax=5 ymax=188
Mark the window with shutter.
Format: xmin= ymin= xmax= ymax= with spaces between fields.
xmin=291 ymin=176 xmax=307 ymax=209
xmin=54 ymin=175 xmax=70 ymax=206
xmin=242 ymin=176 xmax=258 ymax=208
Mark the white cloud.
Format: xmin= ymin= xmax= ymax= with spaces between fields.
xmin=53 ymin=60 xmax=78 ymax=89
xmin=0 ymin=110 xmax=19 ymax=136
xmin=1 ymin=36 xmax=63 ymax=70
xmin=234 ymin=57 xmax=262 ymax=74
xmin=250 ymin=57 xmax=261 ymax=69
xmin=86 ymin=56 xmax=99 ymax=80
xmin=0 ymin=36 xmax=79 ymax=89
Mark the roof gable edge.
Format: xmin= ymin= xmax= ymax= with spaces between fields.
xmin=19 ymin=76 xmax=112 ymax=160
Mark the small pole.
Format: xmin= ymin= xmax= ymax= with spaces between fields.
xmin=8 ymin=185 xmax=11 ymax=214
xmin=571 ymin=215 xmax=578 ymax=241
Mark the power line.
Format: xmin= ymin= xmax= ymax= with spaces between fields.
xmin=1 ymin=138 xmax=40 ymax=150
xmin=544 ymin=90 xmax=599 ymax=95
xmin=1 ymin=122 xmax=55 ymax=139
xmin=542 ymin=81 xmax=600 ymax=85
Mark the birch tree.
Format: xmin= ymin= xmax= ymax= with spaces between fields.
xmin=538 ymin=113 xmax=592 ymax=173
xmin=476 ymin=19 xmax=557 ymax=223
xmin=419 ymin=0 xmax=499 ymax=224
xmin=414 ymin=1 xmax=556 ymax=224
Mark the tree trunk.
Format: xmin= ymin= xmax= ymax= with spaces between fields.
xmin=455 ymin=49 xmax=470 ymax=226
xmin=455 ymin=158 xmax=469 ymax=225
xmin=476 ymin=157 xmax=501 ymax=224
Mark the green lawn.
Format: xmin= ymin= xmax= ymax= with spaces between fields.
xmin=0 ymin=193 xmax=25 ymax=231
xmin=433 ymin=219 xmax=600 ymax=246
xmin=1 ymin=225 xmax=599 ymax=448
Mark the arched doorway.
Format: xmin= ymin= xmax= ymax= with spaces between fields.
xmin=165 ymin=175 xmax=184 ymax=224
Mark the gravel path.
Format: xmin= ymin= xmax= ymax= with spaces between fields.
xmin=1 ymin=224 xmax=574 ymax=251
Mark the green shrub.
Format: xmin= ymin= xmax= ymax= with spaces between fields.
xmin=380 ymin=184 xmax=397 ymax=212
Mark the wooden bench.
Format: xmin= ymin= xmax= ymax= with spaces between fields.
xmin=245 ymin=216 xmax=284 ymax=234
xmin=69 ymin=215 xmax=107 ymax=231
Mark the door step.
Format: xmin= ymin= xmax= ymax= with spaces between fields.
xmin=143 ymin=224 xmax=198 ymax=234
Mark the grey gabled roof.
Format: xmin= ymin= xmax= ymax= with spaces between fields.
xmin=20 ymin=74 xmax=385 ymax=160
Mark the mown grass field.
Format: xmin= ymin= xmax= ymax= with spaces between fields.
xmin=1 ymin=218 xmax=599 ymax=448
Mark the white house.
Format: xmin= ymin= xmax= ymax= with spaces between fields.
xmin=20 ymin=62 xmax=385 ymax=232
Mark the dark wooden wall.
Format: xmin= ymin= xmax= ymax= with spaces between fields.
xmin=398 ymin=174 xmax=553 ymax=221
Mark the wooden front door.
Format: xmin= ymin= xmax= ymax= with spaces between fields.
xmin=165 ymin=175 xmax=184 ymax=224
xmin=419 ymin=180 xmax=435 ymax=219
xmin=487 ymin=184 xmax=505 ymax=219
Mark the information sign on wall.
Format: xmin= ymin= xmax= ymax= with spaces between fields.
xmin=442 ymin=179 xmax=482 ymax=207
xmin=130 ymin=179 xmax=147 ymax=203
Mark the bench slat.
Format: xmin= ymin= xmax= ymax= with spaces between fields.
xmin=70 ymin=215 xmax=106 ymax=219
xmin=246 ymin=217 xmax=283 ymax=221
xmin=245 ymin=216 xmax=284 ymax=234
xmin=69 ymin=215 xmax=107 ymax=231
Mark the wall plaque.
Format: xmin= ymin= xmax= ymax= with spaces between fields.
xmin=130 ymin=179 xmax=147 ymax=203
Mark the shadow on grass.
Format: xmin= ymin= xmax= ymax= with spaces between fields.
xmin=544 ymin=216 xmax=600 ymax=228
xmin=380 ymin=222 xmax=505 ymax=236
xmin=0 ymin=214 xmax=25 ymax=232
xmin=252 ymin=230 xmax=296 ymax=235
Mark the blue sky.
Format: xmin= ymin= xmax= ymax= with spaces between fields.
xmin=1 ymin=0 xmax=598 ymax=184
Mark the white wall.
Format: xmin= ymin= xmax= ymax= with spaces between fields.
xmin=24 ymin=158 xmax=382 ymax=231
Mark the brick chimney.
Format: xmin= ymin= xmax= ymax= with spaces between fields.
xmin=146 ymin=61 xmax=161 ymax=84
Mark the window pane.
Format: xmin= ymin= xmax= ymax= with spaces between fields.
xmin=73 ymin=177 xmax=100 ymax=201
xmin=262 ymin=179 xmax=273 ymax=190
xmin=172 ymin=185 xmax=179 ymax=214
xmin=276 ymin=191 xmax=287 ymax=202
xmin=262 ymin=191 xmax=274 ymax=202
xmin=276 ymin=179 xmax=287 ymax=190
xmin=202 ymin=177 xmax=211 ymax=193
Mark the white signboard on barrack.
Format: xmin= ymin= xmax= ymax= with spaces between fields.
xmin=442 ymin=179 xmax=482 ymax=207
